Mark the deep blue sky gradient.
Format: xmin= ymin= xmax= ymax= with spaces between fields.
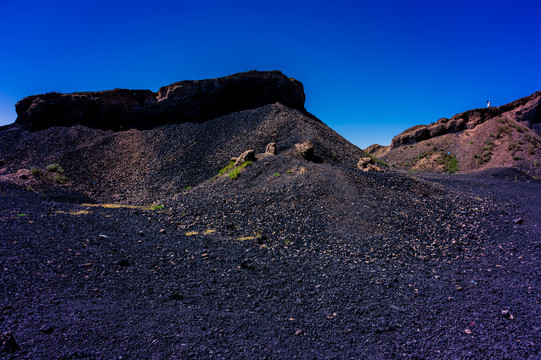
xmin=1 ymin=0 xmax=540 ymax=148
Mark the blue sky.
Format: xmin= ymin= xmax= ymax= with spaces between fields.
xmin=1 ymin=0 xmax=540 ymax=148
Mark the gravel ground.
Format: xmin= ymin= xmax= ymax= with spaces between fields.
xmin=1 ymin=157 xmax=540 ymax=359
xmin=1 ymin=105 xmax=540 ymax=359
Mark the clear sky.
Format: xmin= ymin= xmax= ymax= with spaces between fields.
xmin=1 ymin=0 xmax=540 ymax=148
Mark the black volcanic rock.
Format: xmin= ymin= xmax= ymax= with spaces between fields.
xmin=15 ymin=70 xmax=306 ymax=131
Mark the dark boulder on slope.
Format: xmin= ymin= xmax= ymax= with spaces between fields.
xmin=15 ymin=70 xmax=306 ymax=131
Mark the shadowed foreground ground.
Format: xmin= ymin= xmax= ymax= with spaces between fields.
xmin=1 ymin=163 xmax=540 ymax=359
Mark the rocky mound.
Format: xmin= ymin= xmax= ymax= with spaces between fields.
xmin=1 ymin=103 xmax=364 ymax=204
xmin=368 ymin=91 xmax=541 ymax=176
xmin=15 ymin=70 xmax=306 ymax=131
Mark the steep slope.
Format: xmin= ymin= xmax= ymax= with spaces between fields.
xmin=0 ymin=103 xmax=364 ymax=204
xmin=368 ymin=91 xmax=541 ymax=176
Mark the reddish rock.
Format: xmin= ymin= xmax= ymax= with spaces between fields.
xmin=389 ymin=91 xmax=541 ymax=149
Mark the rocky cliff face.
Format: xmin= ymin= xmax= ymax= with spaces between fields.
xmin=15 ymin=70 xmax=306 ymax=131
xmin=389 ymin=91 xmax=541 ymax=149
xmin=367 ymin=91 xmax=541 ymax=177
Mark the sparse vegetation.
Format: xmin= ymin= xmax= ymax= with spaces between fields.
xmin=216 ymin=160 xmax=253 ymax=180
xmin=469 ymin=140 xmax=474 ymax=145
xmin=534 ymin=160 xmax=539 ymax=166
xmin=30 ymin=167 xmax=41 ymax=176
xmin=53 ymin=174 xmax=67 ymax=184
xmin=363 ymin=152 xmax=389 ymax=168
xmin=496 ymin=125 xmax=511 ymax=138
xmin=507 ymin=142 xmax=520 ymax=151
xmin=286 ymin=169 xmax=292 ymax=174
xmin=482 ymin=140 xmax=495 ymax=151
xmin=46 ymin=163 xmax=64 ymax=173
xmin=443 ymin=155 xmax=459 ymax=174
xmin=182 ymin=186 xmax=192 ymax=192
xmin=274 ymin=172 xmax=280 ymax=177
xmin=218 ymin=161 xmax=235 ymax=176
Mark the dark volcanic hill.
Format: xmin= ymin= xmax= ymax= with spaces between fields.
xmin=367 ymin=91 xmax=541 ymax=177
xmin=1 ymin=72 xmax=540 ymax=359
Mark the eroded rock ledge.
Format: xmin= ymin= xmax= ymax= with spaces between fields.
xmin=15 ymin=70 xmax=306 ymax=131
xmin=389 ymin=90 xmax=541 ymax=149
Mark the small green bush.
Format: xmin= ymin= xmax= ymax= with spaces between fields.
xmin=224 ymin=161 xmax=253 ymax=180
xmin=53 ymin=174 xmax=67 ymax=184
xmin=30 ymin=167 xmax=40 ymax=176
xmin=218 ymin=161 xmax=235 ymax=176
xmin=274 ymin=172 xmax=280 ymax=177
xmin=443 ymin=155 xmax=459 ymax=174
xmin=46 ymin=163 xmax=64 ymax=173
xmin=364 ymin=152 xmax=389 ymax=168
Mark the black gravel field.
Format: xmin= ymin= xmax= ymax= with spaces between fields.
xmin=1 ymin=156 xmax=540 ymax=359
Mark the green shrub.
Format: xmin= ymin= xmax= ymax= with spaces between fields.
xmin=443 ymin=155 xmax=459 ymax=174
xmin=508 ymin=142 xmax=520 ymax=151
xmin=30 ymin=167 xmax=40 ymax=176
xmin=363 ymin=152 xmax=389 ymax=168
xmin=218 ymin=161 xmax=235 ymax=176
xmin=53 ymin=174 xmax=67 ymax=184
xmin=274 ymin=172 xmax=280 ymax=177
xmin=46 ymin=163 xmax=64 ymax=173
xmin=224 ymin=161 xmax=253 ymax=180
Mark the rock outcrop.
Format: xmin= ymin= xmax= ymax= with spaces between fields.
xmin=295 ymin=141 xmax=322 ymax=162
xmin=15 ymin=70 xmax=306 ymax=131
xmin=235 ymin=150 xmax=257 ymax=167
xmin=389 ymin=91 xmax=541 ymax=149
xmin=265 ymin=142 xmax=277 ymax=156
xmin=357 ymin=157 xmax=384 ymax=172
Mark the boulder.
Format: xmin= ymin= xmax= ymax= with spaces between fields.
xmin=265 ymin=142 xmax=277 ymax=155
xmin=295 ymin=141 xmax=316 ymax=161
xmin=1 ymin=332 xmax=20 ymax=353
xmin=357 ymin=157 xmax=384 ymax=172
xmin=235 ymin=150 xmax=256 ymax=167
xmin=15 ymin=70 xmax=306 ymax=131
